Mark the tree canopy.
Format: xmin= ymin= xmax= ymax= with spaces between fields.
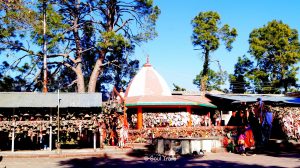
xmin=249 ymin=20 xmax=300 ymax=93
xmin=0 ymin=0 xmax=160 ymax=94
xmin=229 ymin=55 xmax=254 ymax=93
xmin=193 ymin=68 xmax=227 ymax=92
xmin=191 ymin=11 xmax=237 ymax=92
xmin=172 ymin=83 xmax=186 ymax=91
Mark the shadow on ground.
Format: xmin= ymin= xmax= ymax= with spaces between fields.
xmin=256 ymin=151 xmax=300 ymax=159
xmin=58 ymin=154 xmax=288 ymax=168
xmin=58 ymin=143 xmax=299 ymax=168
xmin=255 ymin=143 xmax=300 ymax=159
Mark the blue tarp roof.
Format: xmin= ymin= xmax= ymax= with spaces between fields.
xmin=206 ymin=94 xmax=300 ymax=105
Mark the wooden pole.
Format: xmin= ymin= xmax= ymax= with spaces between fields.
xmin=42 ymin=0 xmax=48 ymax=93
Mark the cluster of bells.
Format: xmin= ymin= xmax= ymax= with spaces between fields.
xmin=102 ymin=99 xmax=124 ymax=114
xmin=129 ymin=127 xmax=228 ymax=139
xmin=0 ymin=112 xmax=104 ymax=135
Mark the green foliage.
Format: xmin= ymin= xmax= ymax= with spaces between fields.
xmin=229 ymin=55 xmax=253 ymax=93
xmin=0 ymin=61 xmax=38 ymax=91
xmin=191 ymin=11 xmax=237 ymax=91
xmin=0 ymin=1 xmax=37 ymax=53
xmin=191 ymin=11 xmax=237 ymax=53
xmin=191 ymin=11 xmax=220 ymax=52
xmin=220 ymin=24 xmax=238 ymax=51
xmin=249 ymin=20 xmax=300 ymax=93
xmin=0 ymin=0 xmax=160 ymax=92
xmin=99 ymin=31 xmax=130 ymax=50
xmin=31 ymin=3 xmax=68 ymax=52
xmin=99 ymin=33 xmax=139 ymax=95
xmin=100 ymin=57 xmax=139 ymax=98
xmin=172 ymin=83 xmax=186 ymax=91
xmin=193 ymin=69 xmax=228 ymax=91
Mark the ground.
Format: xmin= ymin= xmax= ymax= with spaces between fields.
xmin=0 ymin=147 xmax=299 ymax=168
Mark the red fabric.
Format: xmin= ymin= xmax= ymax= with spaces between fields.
xmin=124 ymin=113 xmax=128 ymax=128
xmin=223 ymin=137 xmax=229 ymax=147
xmin=244 ymin=129 xmax=255 ymax=148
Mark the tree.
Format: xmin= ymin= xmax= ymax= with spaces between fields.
xmin=193 ymin=69 xmax=227 ymax=91
xmin=99 ymin=53 xmax=140 ymax=98
xmin=229 ymin=55 xmax=254 ymax=93
xmin=249 ymin=20 xmax=300 ymax=93
xmin=0 ymin=0 xmax=160 ymax=93
xmin=0 ymin=0 xmax=69 ymax=91
xmin=172 ymin=83 xmax=186 ymax=91
xmin=191 ymin=11 xmax=237 ymax=92
xmin=0 ymin=61 xmax=30 ymax=91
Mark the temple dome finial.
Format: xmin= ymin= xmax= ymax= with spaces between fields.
xmin=147 ymin=55 xmax=149 ymax=64
xmin=144 ymin=55 xmax=151 ymax=67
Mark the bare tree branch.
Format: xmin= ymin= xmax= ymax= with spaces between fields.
xmin=114 ymin=18 xmax=133 ymax=33
xmin=80 ymin=47 xmax=95 ymax=54
xmin=67 ymin=79 xmax=77 ymax=87
xmin=24 ymin=62 xmax=37 ymax=78
xmin=63 ymin=62 xmax=77 ymax=72
xmin=48 ymin=53 xmax=76 ymax=64
xmin=26 ymin=69 xmax=42 ymax=91
xmin=11 ymin=54 xmax=33 ymax=68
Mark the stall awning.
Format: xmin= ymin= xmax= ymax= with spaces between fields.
xmin=0 ymin=92 xmax=102 ymax=108
xmin=205 ymin=93 xmax=300 ymax=105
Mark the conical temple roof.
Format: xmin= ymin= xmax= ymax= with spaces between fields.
xmin=125 ymin=58 xmax=171 ymax=97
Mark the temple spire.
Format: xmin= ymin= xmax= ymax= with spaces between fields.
xmin=144 ymin=55 xmax=152 ymax=67
xmin=147 ymin=55 xmax=149 ymax=64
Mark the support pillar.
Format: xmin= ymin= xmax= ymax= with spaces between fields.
xmin=93 ymin=132 xmax=96 ymax=151
xmin=11 ymin=108 xmax=15 ymax=152
xmin=137 ymin=107 xmax=143 ymax=129
xmin=187 ymin=106 xmax=192 ymax=127
xmin=207 ymin=112 xmax=211 ymax=126
xmin=57 ymin=89 xmax=60 ymax=152
xmin=99 ymin=127 xmax=103 ymax=149
xmin=11 ymin=121 xmax=15 ymax=152
xmin=49 ymin=108 xmax=52 ymax=151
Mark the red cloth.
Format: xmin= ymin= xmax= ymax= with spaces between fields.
xmin=244 ymin=129 xmax=255 ymax=148
xmin=223 ymin=137 xmax=229 ymax=147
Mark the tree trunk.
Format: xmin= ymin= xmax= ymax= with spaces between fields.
xmin=76 ymin=60 xmax=85 ymax=93
xmin=201 ymin=49 xmax=210 ymax=94
xmin=73 ymin=2 xmax=84 ymax=93
xmin=202 ymin=49 xmax=210 ymax=78
xmin=86 ymin=1 xmax=115 ymax=93
xmin=88 ymin=57 xmax=104 ymax=93
xmin=201 ymin=75 xmax=208 ymax=95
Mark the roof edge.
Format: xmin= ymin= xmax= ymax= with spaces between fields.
xmin=126 ymin=102 xmax=216 ymax=108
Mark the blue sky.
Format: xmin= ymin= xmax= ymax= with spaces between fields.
xmin=133 ymin=0 xmax=300 ymax=91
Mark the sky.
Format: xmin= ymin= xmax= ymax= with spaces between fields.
xmin=132 ymin=0 xmax=300 ymax=91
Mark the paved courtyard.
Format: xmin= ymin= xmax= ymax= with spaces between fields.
xmin=0 ymin=149 xmax=299 ymax=168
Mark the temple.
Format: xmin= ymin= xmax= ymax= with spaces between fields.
xmin=124 ymin=58 xmax=217 ymax=129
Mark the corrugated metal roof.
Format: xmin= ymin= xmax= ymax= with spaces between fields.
xmin=0 ymin=92 xmax=102 ymax=108
xmin=125 ymin=95 xmax=217 ymax=108
xmin=126 ymin=102 xmax=217 ymax=108
xmin=206 ymin=93 xmax=300 ymax=105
